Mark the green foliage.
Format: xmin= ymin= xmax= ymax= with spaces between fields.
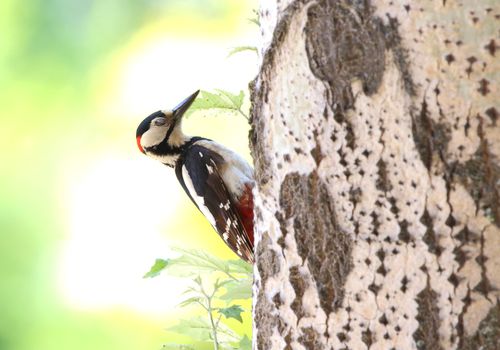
xmin=146 ymin=249 xmax=252 ymax=350
xmin=217 ymin=305 xmax=244 ymax=323
xmin=144 ymin=248 xmax=251 ymax=279
xmin=239 ymin=335 xmax=252 ymax=350
xmin=227 ymin=46 xmax=258 ymax=57
xmin=186 ymin=89 xmax=248 ymax=119
xmin=220 ymin=278 xmax=252 ymax=301
xmin=248 ymin=9 xmax=260 ymax=26
xmin=226 ymin=8 xmax=260 ymax=61
xmin=168 ymin=318 xmax=217 ymax=342
xmin=143 ymin=258 xmax=169 ymax=278
xmin=179 ymin=296 xmax=203 ymax=308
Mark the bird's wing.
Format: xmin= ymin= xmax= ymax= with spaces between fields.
xmin=175 ymin=145 xmax=254 ymax=263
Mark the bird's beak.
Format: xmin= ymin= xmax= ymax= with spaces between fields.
xmin=172 ymin=90 xmax=200 ymax=121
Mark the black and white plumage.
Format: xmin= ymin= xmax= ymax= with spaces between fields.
xmin=136 ymin=91 xmax=254 ymax=263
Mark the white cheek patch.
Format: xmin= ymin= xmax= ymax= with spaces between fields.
xmin=141 ymin=126 xmax=168 ymax=148
xmin=182 ymin=165 xmax=216 ymax=227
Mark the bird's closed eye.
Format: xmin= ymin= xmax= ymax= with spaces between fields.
xmin=153 ymin=117 xmax=166 ymax=126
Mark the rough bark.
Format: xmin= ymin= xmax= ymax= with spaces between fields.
xmin=250 ymin=1 xmax=499 ymax=349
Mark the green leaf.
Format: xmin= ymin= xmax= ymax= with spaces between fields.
xmin=214 ymin=278 xmax=233 ymax=291
xmin=191 ymin=90 xmax=236 ymax=110
xmin=162 ymin=248 xmax=237 ymax=277
xmin=220 ymin=278 xmax=252 ymax=301
xmin=180 ymin=286 xmax=197 ymax=295
xmin=178 ymin=297 xmax=203 ymax=308
xmin=217 ymin=305 xmax=244 ymax=323
xmin=248 ymin=17 xmax=260 ymax=26
xmin=185 ymin=90 xmax=247 ymax=119
xmin=238 ymin=335 xmax=252 ymax=350
xmin=143 ymin=258 xmax=169 ymax=278
xmin=248 ymin=9 xmax=260 ymax=26
xmin=168 ymin=317 xmax=240 ymax=344
xmin=193 ymin=275 xmax=202 ymax=286
xmin=226 ymin=259 xmax=253 ymax=275
xmin=167 ymin=317 xmax=213 ymax=342
xmin=215 ymin=89 xmax=244 ymax=110
xmin=143 ymin=248 xmax=252 ymax=297
xmin=227 ymin=46 xmax=258 ymax=57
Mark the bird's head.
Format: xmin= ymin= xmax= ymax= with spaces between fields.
xmin=136 ymin=90 xmax=199 ymax=158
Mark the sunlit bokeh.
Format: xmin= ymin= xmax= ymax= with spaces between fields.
xmin=0 ymin=1 xmax=257 ymax=349
xmin=60 ymin=157 xmax=186 ymax=313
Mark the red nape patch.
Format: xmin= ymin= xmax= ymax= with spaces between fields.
xmin=237 ymin=184 xmax=254 ymax=246
xmin=136 ymin=136 xmax=145 ymax=154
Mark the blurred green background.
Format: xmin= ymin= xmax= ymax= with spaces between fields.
xmin=0 ymin=0 xmax=257 ymax=349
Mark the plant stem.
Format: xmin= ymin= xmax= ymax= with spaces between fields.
xmin=200 ymin=283 xmax=220 ymax=350
xmin=237 ymin=108 xmax=249 ymax=120
xmin=222 ymin=270 xmax=238 ymax=282
xmin=207 ymin=296 xmax=219 ymax=350
xmin=215 ymin=314 xmax=222 ymax=328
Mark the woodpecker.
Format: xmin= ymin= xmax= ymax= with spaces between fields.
xmin=136 ymin=91 xmax=254 ymax=263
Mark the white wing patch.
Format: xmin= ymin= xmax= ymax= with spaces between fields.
xmin=219 ymin=200 xmax=231 ymax=210
xmin=181 ymin=165 xmax=216 ymax=227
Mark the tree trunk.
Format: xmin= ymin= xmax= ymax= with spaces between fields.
xmin=250 ymin=1 xmax=499 ymax=349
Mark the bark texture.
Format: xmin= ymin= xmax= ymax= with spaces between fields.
xmin=250 ymin=1 xmax=499 ymax=349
